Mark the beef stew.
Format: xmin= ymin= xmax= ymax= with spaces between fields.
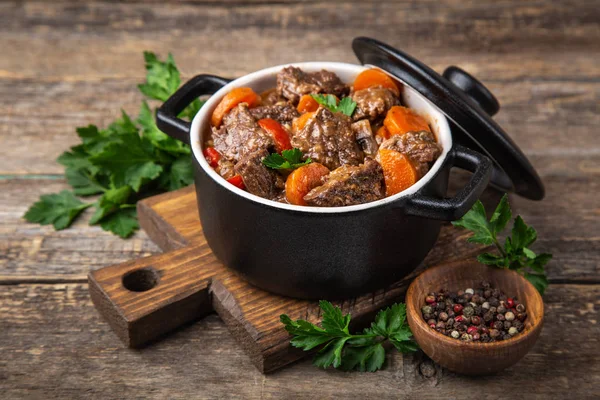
xmin=203 ymin=67 xmax=442 ymax=207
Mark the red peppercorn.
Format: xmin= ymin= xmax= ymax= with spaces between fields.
xmin=471 ymin=316 xmax=481 ymax=325
xmin=480 ymin=327 xmax=489 ymax=335
xmin=467 ymin=326 xmax=478 ymax=335
xmin=455 ymin=315 xmax=465 ymax=323
xmin=425 ymin=295 xmax=436 ymax=304
xmin=507 ymin=298 xmax=515 ymax=308
xmin=453 ymin=304 xmax=464 ymax=314
xmin=203 ymin=147 xmax=221 ymax=168
xmin=429 ymin=323 xmax=436 ymax=329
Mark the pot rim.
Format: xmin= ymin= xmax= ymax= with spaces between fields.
xmin=190 ymin=62 xmax=453 ymax=214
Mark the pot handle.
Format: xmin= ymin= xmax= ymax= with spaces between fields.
xmin=156 ymin=75 xmax=232 ymax=145
xmin=405 ymin=145 xmax=492 ymax=221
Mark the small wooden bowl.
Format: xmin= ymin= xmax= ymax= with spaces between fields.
xmin=406 ymin=260 xmax=543 ymax=375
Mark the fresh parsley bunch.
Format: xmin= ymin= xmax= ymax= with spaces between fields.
xmin=452 ymin=194 xmax=552 ymax=294
xmin=311 ymin=94 xmax=357 ymax=117
xmin=281 ymin=301 xmax=417 ymax=372
xmin=24 ymin=52 xmax=201 ymax=238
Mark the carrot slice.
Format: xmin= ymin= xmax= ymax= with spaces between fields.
xmin=285 ymin=163 xmax=330 ymax=206
xmin=379 ymin=149 xmax=418 ymax=196
xmin=226 ymin=175 xmax=245 ymax=190
xmin=211 ymin=87 xmax=260 ymax=127
xmin=297 ymin=95 xmax=320 ymax=113
xmin=383 ymin=106 xmax=430 ymax=136
xmin=292 ymin=111 xmax=315 ymax=133
xmin=258 ymin=118 xmax=292 ymax=153
xmin=353 ymin=69 xmax=400 ymax=96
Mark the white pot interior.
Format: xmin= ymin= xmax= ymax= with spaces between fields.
xmin=190 ymin=62 xmax=452 ymax=213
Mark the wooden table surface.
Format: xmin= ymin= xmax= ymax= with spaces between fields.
xmin=1 ymin=1 xmax=598 ymax=398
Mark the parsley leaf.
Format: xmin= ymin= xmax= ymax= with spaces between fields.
xmin=453 ymin=194 xmax=552 ymax=294
xmin=98 ymin=207 xmax=139 ymax=238
xmin=24 ymin=190 xmax=92 ymax=230
xmin=311 ymin=94 xmax=357 ymax=117
xmin=280 ymin=301 xmax=417 ymax=372
xmin=262 ymin=148 xmax=312 ymax=170
xmin=138 ymin=101 xmax=190 ymax=155
xmin=24 ymin=52 xmax=204 ymax=238
xmin=138 ymin=52 xmax=180 ymax=102
xmin=89 ymin=121 xmax=163 ymax=192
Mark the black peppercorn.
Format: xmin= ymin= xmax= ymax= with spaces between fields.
xmin=493 ymin=321 xmax=504 ymax=330
xmin=504 ymin=321 xmax=512 ymax=330
xmin=446 ymin=318 xmax=454 ymax=326
xmin=516 ymin=303 xmax=526 ymax=313
xmin=436 ymin=321 xmax=446 ymax=329
xmin=517 ymin=312 xmax=527 ymax=321
xmin=483 ymin=311 xmax=494 ymax=322
xmin=439 ymin=312 xmax=448 ymax=322
xmin=489 ymin=329 xmax=500 ymax=339
xmin=489 ymin=297 xmax=500 ymax=307
xmin=496 ymin=313 xmax=505 ymax=322
xmin=463 ymin=306 xmax=475 ymax=318
xmin=513 ymin=320 xmax=524 ymax=332
xmin=497 ymin=304 xmax=507 ymax=314
xmin=472 ymin=294 xmax=481 ymax=304
xmin=484 ymin=289 xmax=492 ymax=298
xmin=502 ymin=334 xmax=511 ymax=341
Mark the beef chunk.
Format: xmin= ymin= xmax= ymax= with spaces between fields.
xmin=378 ymin=131 xmax=442 ymax=177
xmin=234 ymin=149 xmax=283 ymax=199
xmin=212 ymin=103 xmax=273 ymax=162
xmin=291 ymin=107 xmax=364 ymax=170
xmin=351 ymin=120 xmax=378 ymax=157
xmin=277 ymin=66 xmax=349 ymax=104
xmin=250 ymin=104 xmax=299 ymax=126
xmin=304 ymin=158 xmax=385 ymax=207
xmin=351 ymin=87 xmax=398 ymax=122
xmin=260 ymin=88 xmax=287 ymax=106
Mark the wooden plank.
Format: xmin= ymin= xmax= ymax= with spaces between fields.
xmin=0 ymin=178 xmax=160 ymax=282
xmin=0 ymin=1 xmax=597 ymax=81
xmin=1 ymin=283 xmax=598 ymax=398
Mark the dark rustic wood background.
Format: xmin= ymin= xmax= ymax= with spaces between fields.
xmin=1 ymin=1 xmax=598 ymax=398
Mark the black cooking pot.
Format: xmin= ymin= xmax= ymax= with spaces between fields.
xmin=155 ymin=38 xmax=543 ymax=299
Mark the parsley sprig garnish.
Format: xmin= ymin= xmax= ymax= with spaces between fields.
xmin=311 ymin=94 xmax=357 ymax=117
xmin=262 ymin=148 xmax=312 ymax=170
xmin=23 ymin=52 xmax=200 ymax=238
xmin=452 ymin=194 xmax=552 ymax=294
xmin=281 ymin=301 xmax=417 ymax=372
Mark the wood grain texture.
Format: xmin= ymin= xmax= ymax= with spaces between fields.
xmin=1 ymin=0 xmax=599 ymax=396
xmin=406 ymin=261 xmax=544 ymax=375
xmin=1 ymin=283 xmax=598 ymax=399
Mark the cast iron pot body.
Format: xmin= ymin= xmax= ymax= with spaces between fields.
xmin=157 ymin=63 xmax=492 ymax=299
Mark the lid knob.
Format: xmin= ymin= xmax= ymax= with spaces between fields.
xmin=443 ymin=66 xmax=500 ymax=116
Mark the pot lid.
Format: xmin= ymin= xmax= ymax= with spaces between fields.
xmin=352 ymin=37 xmax=544 ymax=200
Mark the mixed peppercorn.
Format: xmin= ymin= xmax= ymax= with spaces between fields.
xmin=421 ymin=282 xmax=528 ymax=342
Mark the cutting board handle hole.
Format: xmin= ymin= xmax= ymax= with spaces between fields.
xmin=122 ymin=267 xmax=160 ymax=292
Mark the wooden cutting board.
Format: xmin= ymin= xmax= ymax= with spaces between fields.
xmin=88 ymin=185 xmax=488 ymax=373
